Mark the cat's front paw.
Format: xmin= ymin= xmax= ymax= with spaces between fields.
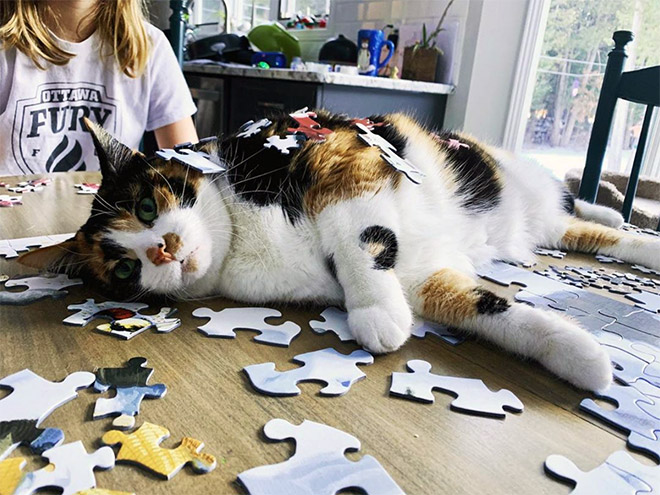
xmin=348 ymin=303 xmax=412 ymax=354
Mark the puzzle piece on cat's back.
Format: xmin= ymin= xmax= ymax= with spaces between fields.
xmin=244 ymin=348 xmax=374 ymax=396
xmin=0 ymin=369 xmax=94 ymax=460
xmin=238 ymin=419 xmax=405 ymax=495
xmin=93 ymin=358 xmax=167 ymax=430
xmin=263 ymin=135 xmax=305 ymax=154
xmin=101 ymin=422 xmax=216 ymax=479
xmin=580 ymin=383 xmax=660 ymax=461
xmin=9 ymin=441 xmax=115 ymax=495
xmin=390 ymin=360 xmax=523 ymax=417
xmin=237 ymin=118 xmax=272 ymax=138
xmin=193 ymin=307 xmax=301 ymax=346
xmin=544 ymin=450 xmax=657 ymax=495
xmin=309 ymin=307 xmax=354 ymax=342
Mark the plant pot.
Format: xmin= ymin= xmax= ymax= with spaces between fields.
xmin=402 ymin=46 xmax=441 ymax=82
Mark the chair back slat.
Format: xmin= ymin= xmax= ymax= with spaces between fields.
xmin=622 ymin=106 xmax=656 ymax=222
xmin=618 ymin=67 xmax=660 ymax=107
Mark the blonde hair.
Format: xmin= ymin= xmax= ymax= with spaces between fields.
xmin=0 ymin=0 xmax=150 ymax=78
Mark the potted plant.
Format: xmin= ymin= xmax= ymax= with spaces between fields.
xmin=402 ymin=0 xmax=454 ymax=82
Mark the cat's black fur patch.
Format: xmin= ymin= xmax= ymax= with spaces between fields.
xmin=475 ymin=288 xmax=510 ymax=314
xmin=360 ymin=225 xmax=398 ymax=270
xmin=561 ymin=188 xmax=576 ymax=214
xmin=326 ymin=255 xmax=338 ymax=280
xmin=100 ymin=239 xmax=127 ymax=260
xmin=437 ymin=131 xmax=502 ymax=212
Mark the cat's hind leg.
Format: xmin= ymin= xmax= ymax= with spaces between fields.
xmin=553 ymin=217 xmax=660 ymax=270
xmin=408 ymin=268 xmax=612 ymax=392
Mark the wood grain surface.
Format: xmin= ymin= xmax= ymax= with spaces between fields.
xmin=0 ymin=172 xmax=656 ymax=495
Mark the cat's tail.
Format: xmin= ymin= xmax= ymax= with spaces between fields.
xmin=573 ymin=198 xmax=624 ymax=229
xmin=409 ymin=268 xmax=613 ymax=392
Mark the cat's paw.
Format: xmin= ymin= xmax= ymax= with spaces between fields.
xmin=348 ymin=303 xmax=412 ymax=354
xmin=541 ymin=316 xmax=613 ymax=392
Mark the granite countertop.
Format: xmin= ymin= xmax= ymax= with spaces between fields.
xmin=184 ymin=62 xmax=455 ymax=95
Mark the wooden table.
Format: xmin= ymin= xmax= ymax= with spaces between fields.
xmin=0 ymin=171 xmax=655 ymax=494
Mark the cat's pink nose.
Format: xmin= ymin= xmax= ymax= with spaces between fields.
xmin=146 ymin=244 xmax=174 ymax=266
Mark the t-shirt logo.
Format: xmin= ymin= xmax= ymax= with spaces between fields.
xmin=12 ymin=82 xmax=118 ymax=173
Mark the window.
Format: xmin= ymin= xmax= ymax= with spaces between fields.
xmin=192 ymin=0 xmax=272 ymax=34
xmin=279 ymin=0 xmax=330 ymax=20
xmin=520 ymin=0 xmax=660 ymax=179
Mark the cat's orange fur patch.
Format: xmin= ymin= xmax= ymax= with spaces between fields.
xmin=418 ymin=268 xmax=480 ymax=325
xmin=303 ymin=128 xmax=401 ymax=215
xmin=109 ymin=211 xmax=144 ymax=232
xmin=163 ymin=232 xmax=183 ymax=256
xmin=561 ymin=219 xmax=622 ymax=252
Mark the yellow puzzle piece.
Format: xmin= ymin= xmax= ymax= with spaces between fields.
xmin=0 ymin=457 xmax=26 ymax=495
xmin=101 ymin=422 xmax=216 ymax=480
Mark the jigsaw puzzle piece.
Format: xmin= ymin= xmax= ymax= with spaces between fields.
xmin=93 ymin=358 xmax=167 ymax=429
xmin=1 ymin=274 xmax=83 ymax=306
xmin=580 ymin=383 xmax=660 ymax=460
xmin=244 ymin=348 xmax=373 ymax=396
xmin=626 ymin=291 xmax=660 ymax=314
xmin=155 ymin=147 xmax=224 ymax=174
xmin=534 ymin=248 xmax=567 ymax=259
xmin=390 ymin=360 xmax=523 ymax=417
xmin=477 ymin=262 xmax=572 ymax=296
xmin=13 ymin=441 xmax=115 ymax=495
xmin=411 ymin=318 xmax=464 ymax=345
xmin=599 ymin=306 xmax=660 ymax=337
xmin=193 ymin=307 xmax=301 ymax=346
xmin=0 ymin=457 xmax=27 ymax=495
xmin=0 ymin=420 xmax=63 ymax=461
xmin=64 ymin=300 xmax=147 ymax=326
xmin=238 ymin=419 xmax=404 ymax=495
xmin=263 ymin=135 xmax=305 ymax=154
xmin=308 ymin=307 xmax=354 ymax=342
xmin=544 ymin=451 xmax=654 ymax=495
xmin=101 ymin=422 xmax=216 ymax=480
xmin=237 ymin=118 xmax=272 ymax=138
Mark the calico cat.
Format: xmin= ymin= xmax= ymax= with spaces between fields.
xmin=20 ymin=111 xmax=660 ymax=393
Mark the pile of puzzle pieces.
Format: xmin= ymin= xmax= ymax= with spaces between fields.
xmin=0 ymin=358 xmax=216 ymax=494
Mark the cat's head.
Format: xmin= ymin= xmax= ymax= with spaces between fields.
xmin=19 ymin=119 xmax=229 ymax=300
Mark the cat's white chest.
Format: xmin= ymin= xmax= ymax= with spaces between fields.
xmin=214 ymin=203 xmax=343 ymax=304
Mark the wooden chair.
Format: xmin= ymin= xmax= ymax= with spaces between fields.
xmin=578 ymin=30 xmax=660 ymax=230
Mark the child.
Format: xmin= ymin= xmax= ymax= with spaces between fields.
xmin=0 ymin=0 xmax=198 ymax=175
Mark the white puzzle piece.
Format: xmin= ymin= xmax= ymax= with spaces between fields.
xmin=390 ymin=360 xmax=524 ymax=417
xmin=238 ymin=419 xmax=405 ymax=495
xmin=309 ymin=307 xmax=353 ymax=341
xmin=5 ymin=274 xmax=82 ymax=291
xmin=0 ymin=195 xmax=22 ymax=207
xmin=354 ymin=122 xmax=424 ymax=184
xmin=237 ymin=118 xmax=272 ymax=138
xmin=263 ymin=135 xmax=305 ymax=154
xmin=411 ymin=318 xmax=464 ymax=346
xmin=155 ymin=148 xmax=225 ymax=174
xmin=74 ymin=183 xmax=100 ymax=194
xmin=534 ymin=248 xmax=567 ymax=259
xmin=0 ymin=369 xmax=94 ymax=460
xmin=544 ymin=450 xmax=660 ymax=495
xmin=193 ymin=307 xmax=301 ymax=346
xmin=13 ymin=441 xmax=115 ymax=495
xmin=244 ymin=348 xmax=374 ymax=396
xmin=0 ymin=233 xmax=75 ymax=259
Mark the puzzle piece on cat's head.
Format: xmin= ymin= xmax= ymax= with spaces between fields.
xmin=238 ymin=419 xmax=405 ymax=495
xmin=101 ymin=422 xmax=216 ymax=479
xmin=1 ymin=273 xmax=83 ymax=306
xmin=64 ymin=299 xmax=181 ymax=339
xmin=287 ymin=108 xmax=333 ymax=142
xmin=244 ymin=348 xmax=374 ymax=396
xmin=93 ymin=358 xmax=167 ymax=430
xmin=0 ymin=195 xmax=22 ymax=207
xmin=237 ymin=118 xmax=272 ymax=138
xmin=544 ymin=450 xmax=658 ymax=495
xmin=8 ymin=441 xmax=115 ymax=495
xmin=354 ymin=122 xmax=424 ymax=184
xmin=0 ymin=369 xmax=94 ymax=460
xmin=534 ymin=248 xmax=566 ymax=259
xmin=580 ymin=382 xmax=660 ymax=461
xmin=193 ymin=307 xmax=301 ymax=346
xmin=390 ymin=360 xmax=523 ymax=418
xmin=308 ymin=307 xmax=353 ymax=342
xmin=155 ymin=147 xmax=225 ymax=174
xmin=411 ymin=318 xmax=465 ymax=346
xmin=263 ymin=135 xmax=305 ymax=155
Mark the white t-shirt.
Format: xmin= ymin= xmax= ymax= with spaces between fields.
xmin=0 ymin=23 xmax=196 ymax=175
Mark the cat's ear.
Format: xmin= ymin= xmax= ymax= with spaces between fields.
xmin=17 ymin=239 xmax=83 ymax=275
xmin=83 ymin=117 xmax=134 ymax=178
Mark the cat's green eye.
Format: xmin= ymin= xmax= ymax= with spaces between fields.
xmin=114 ymin=259 xmax=137 ymax=280
xmin=137 ymin=197 xmax=157 ymax=222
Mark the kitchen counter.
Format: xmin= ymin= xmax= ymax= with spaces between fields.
xmin=184 ymin=62 xmax=455 ymax=95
